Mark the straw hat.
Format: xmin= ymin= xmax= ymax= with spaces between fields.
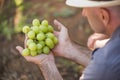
xmin=66 ymin=0 xmax=120 ymax=8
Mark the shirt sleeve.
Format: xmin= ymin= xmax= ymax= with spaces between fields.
xmin=79 ymin=47 xmax=120 ymax=80
xmin=79 ymin=59 xmax=106 ymax=80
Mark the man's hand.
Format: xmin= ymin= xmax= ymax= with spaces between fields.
xmin=16 ymin=35 xmax=63 ymax=80
xmin=16 ymin=46 xmax=54 ymax=65
xmin=53 ymin=20 xmax=91 ymax=67
xmin=16 ymin=34 xmax=55 ymax=65
xmin=87 ymin=33 xmax=109 ymax=50
xmin=53 ymin=20 xmax=72 ymax=57
xmin=94 ymin=39 xmax=110 ymax=49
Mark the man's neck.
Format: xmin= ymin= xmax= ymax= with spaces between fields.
xmin=107 ymin=25 xmax=120 ymax=37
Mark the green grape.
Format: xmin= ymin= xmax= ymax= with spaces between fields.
xmin=37 ymin=43 xmax=43 ymax=49
xmin=46 ymin=32 xmax=55 ymax=39
xmin=22 ymin=26 xmax=30 ymax=33
xmin=48 ymin=25 xmax=54 ymax=32
xmin=45 ymin=38 xmax=54 ymax=49
xmin=49 ymin=43 xmax=54 ymax=49
xmin=37 ymin=49 xmax=42 ymax=54
xmin=31 ymin=26 xmax=39 ymax=34
xmin=22 ymin=48 xmax=30 ymax=56
xmin=28 ymin=42 xmax=37 ymax=51
xmin=53 ymin=37 xmax=58 ymax=44
xmin=32 ymin=19 xmax=40 ymax=26
xmin=26 ymin=39 xmax=33 ymax=46
xmin=22 ymin=19 xmax=58 ymax=56
xmin=30 ymin=50 xmax=37 ymax=56
xmin=37 ymin=33 xmax=45 ymax=41
xmin=39 ymin=25 xmax=48 ymax=33
xmin=43 ymin=46 xmax=50 ymax=54
xmin=27 ymin=31 xmax=36 ymax=39
xmin=39 ymin=41 xmax=45 ymax=47
xmin=41 ymin=20 xmax=48 ymax=26
xmin=33 ymin=39 xmax=38 ymax=43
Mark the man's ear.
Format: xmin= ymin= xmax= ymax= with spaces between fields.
xmin=99 ymin=8 xmax=110 ymax=26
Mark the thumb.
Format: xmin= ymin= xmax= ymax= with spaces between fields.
xmin=16 ymin=46 xmax=23 ymax=54
xmin=16 ymin=46 xmax=38 ymax=63
xmin=54 ymin=19 xmax=67 ymax=32
xmin=54 ymin=19 xmax=68 ymax=39
xmin=54 ymin=19 xmax=62 ymax=30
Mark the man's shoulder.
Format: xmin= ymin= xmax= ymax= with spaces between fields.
xmin=92 ymin=38 xmax=120 ymax=64
xmin=104 ymin=38 xmax=120 ymax=55
xmin=81 ymin=37 xmax=120 ymax=80
xmin=93 ymin=38 xmax=120 ymax=67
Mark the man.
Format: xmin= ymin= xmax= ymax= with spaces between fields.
xmin=16 ymin=0 xmax=120 ymax=80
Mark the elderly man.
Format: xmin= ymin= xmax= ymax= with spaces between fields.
xmin=16 ymin=0 xmax=120 ymax=80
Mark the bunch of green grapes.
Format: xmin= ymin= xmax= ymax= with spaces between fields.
xmin=22 ymin=19 xmax=58 ymax=56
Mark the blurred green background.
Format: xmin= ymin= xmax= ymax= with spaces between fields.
xmin=0 ymin=0 xmax=93 ymax=80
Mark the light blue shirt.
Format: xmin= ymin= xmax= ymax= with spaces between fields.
xmin=80 ymin=27 xmax=120 ymax=80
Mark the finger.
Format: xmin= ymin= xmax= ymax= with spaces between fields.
xmin=87 ymin=41 xmax=92 ymax=49
xmin=87 ymin=38 xmax=95 ymax=50
xmin=16 ymin=46 xmax=39 ymax=63
xmin=25 ymin=54 xmax=47 ymax=64
xmin=25 ymin=56 xmax=37 ymax=63
xmin=54 ymin=19 xmax=68 ymax=38
xmin=53 ymin=31 xmax=59 ymax=37
xmin=54 ymin=19 xmax=62 ymax=30
xmin=16 ymin=46 xmax=23 ymax=53
xmin=54 ymin=19 xmax=67 ymax=31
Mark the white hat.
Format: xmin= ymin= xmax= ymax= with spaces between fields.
xmin=66 ymin=0 xmax=120 ymax=8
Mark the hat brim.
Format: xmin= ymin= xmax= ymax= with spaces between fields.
xmin=66 ymin=0 xmax=120 ymax=8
